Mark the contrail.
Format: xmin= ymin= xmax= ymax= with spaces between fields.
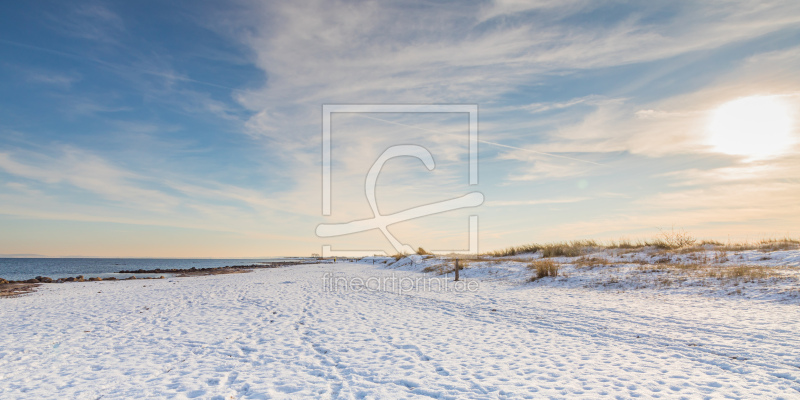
xmin=355 ymin=113 xmax=606 ymax=166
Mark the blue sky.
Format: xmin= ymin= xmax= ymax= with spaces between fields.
xmin=1 ymin=0 xmax=799 ymax=257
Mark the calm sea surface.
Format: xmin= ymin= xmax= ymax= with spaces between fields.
xmin=0 ymin=258 xmax=300 ymax=281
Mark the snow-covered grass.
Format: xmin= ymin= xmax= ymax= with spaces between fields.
xmin=1 ymin=257 xmax=799 ymax=398
xmin=383 ymin=246 xmax=800 ymax=303
xmin=488 ymin=235 xmax=800 ymax=257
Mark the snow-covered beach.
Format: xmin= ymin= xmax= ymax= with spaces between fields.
xmin=5 ymin=1 xmax=800 ymax=399
xmin=2 ymin=252 xmax=799 ymax=399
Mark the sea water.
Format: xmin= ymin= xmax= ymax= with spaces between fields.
xmin=0 ymin=258 xmax=299 ymax=281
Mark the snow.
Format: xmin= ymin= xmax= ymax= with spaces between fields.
xmin=1 ymin=256 xmax=799 ymax=399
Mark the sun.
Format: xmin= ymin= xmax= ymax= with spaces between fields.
xmin=707 ymin=95 xmax=795 ymax=159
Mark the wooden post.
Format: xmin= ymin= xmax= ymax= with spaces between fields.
xmin=454 ymin=259 xmax=460 ymax=281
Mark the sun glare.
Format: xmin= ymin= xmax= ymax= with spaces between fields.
xmin=708 ymin=95 xmax=795 ymax=159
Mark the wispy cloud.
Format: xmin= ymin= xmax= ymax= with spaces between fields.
xmin=0 ymin=147 xmax=179 ymax=208
xmin=234 ymin=0 xmax=800 ymax=107
xmin=46 ymin=3 xmax=125 ymax=43
xmin=221 ymin=0 xmax=800 ymax=183
xmin=25 ymin=70 xmax=82 ymax=89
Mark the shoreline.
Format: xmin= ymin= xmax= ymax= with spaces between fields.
xmin=0 ymin=282 xmax=41 ymax=298
xmin=117 ymin=260 xmax=307 ymax=277
xmin=0 ymin=260 xmax=317 ymax=298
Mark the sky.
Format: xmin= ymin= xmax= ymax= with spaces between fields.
xmin=1 ymin=0 xmax=799 ymax=257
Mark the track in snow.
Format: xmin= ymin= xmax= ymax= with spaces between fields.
xmin=1 ymin=263 xmax=798 ymax=399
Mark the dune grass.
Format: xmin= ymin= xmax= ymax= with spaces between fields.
xmin=485 ymin=231 xmax=799 ymax=258
xmin=705 ymin=265 xmax=782 ymax=281
xmin=528 ymin=259 xmax=560 ymax=281
xmin=489 ymin=240 xmax=599 ymax=258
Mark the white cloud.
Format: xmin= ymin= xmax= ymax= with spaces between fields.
xmin=0 ymin=147 xmax=179 ymax=209
xmin=219 ymin=0 xmax=800 ymax=183
xmin=232 ymin=0 xmax=800 ymax=109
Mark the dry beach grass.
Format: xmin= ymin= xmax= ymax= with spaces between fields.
xmin=407 ymin=232 xmax=800 ymax=297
